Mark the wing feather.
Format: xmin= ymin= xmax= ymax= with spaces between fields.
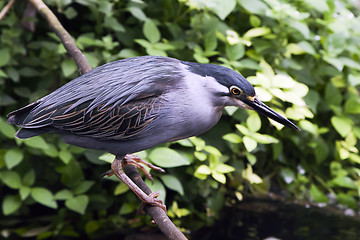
xmin=8 ymin=56 xmax=182 ymax=140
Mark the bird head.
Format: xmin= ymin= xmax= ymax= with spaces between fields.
xmin=183 ymin=61 xmax=299 ymax=130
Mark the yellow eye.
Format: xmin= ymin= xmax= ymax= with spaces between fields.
xmin=230 ymin=86 xmax=242 ymax=95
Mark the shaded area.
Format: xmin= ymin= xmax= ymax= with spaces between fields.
xmin=192 ymin=199 xmax=360 ymax=240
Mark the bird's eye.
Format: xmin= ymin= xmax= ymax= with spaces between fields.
xmin=230 ymin=86 xmax=242 ymax=95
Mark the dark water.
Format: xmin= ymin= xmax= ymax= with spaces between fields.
xmin=192 ymin=200 xmax=360 ymax=240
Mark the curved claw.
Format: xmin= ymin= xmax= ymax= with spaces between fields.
xmin=137 ymin=191 xmax=167 ymax=215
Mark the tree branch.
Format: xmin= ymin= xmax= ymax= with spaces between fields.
xmin=28 ymin=0 xmax=92 ymax=75
xmin=27 ymin=0 xmax=187 ymax=239
xmin=0 ymin=0 xmax=16 ymax=21
xmin=124 ymin=166 xmax=187 ymax=240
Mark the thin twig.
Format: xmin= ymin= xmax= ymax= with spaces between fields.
xmin=0 ymin=0 xmax=16 ymax=21
xmin=28 ymin=0 xmax=92 ymax=75
xmin=26 ymin=1 xmax=187 ymax=239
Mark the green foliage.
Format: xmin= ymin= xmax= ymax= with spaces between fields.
xmin=0 ymin=0 xmax=360 ymax=238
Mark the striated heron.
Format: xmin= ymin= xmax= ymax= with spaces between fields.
xmin=7 ymin=56 xmax=299 ymax=212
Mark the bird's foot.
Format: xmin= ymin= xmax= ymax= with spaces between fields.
xmin=137 ymin=191 xmax=166 ymax=215
xmin=123 ymin=154 xmax=165 ymax=182
xmin=105 ymin=157 xmax=166 ymax=214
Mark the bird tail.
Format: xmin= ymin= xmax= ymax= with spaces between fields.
xmin=7 ymin=100 xmax=49 ymax=139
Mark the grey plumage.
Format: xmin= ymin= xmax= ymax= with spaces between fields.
xmin=7 ymin=55 xmax=298 ymax=158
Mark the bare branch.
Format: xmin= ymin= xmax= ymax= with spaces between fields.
xmin=26 ymin=1 xmax=188 ymax=239
xmin=0 ymin=0 xmax=16 ymax=21
xmin=124 ymin=165 xmax=188 ymax=240
xmin=28 ymin=0 xmax=92 ymax=74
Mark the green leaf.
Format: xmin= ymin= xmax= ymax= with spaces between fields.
xmin=0 ymin=48 xmax=10 ymax=67
xmin=226 ymin=43 xmax=244 ymax=61
xmin=119 ymin=202 xmax=136 ymax=215
xmin=242 ymin=164 xmax=263 ymax=184
xmin=65 ymin=195 xmax=89 ymax=214
xmin=104 ymin=17 xmax=125 ymax=32
xmin=84 ymin=53 xmax=99 ymax=68
xmin=310 ymin=184 xmax=328 ymax=203
xmin=243 ymin=27 xmax=271 ymax=39
xmin=303 ymin=0 xmax=329 ymax=12
xmin=252 ymin=133 xmax=279 ymax=144
xmin=348 ymin=74 xmax=360 ymax=87
xmin=2 ymin=195 xmax=21 ymax=215
xmin=54 ymin=189 xmax=73 ymax=200
xmin=331 ymin=116 xmax=352 ymax=137
xmin=4 ymin=149 xmax=24 ymax=169
xmin=149 ymin=148 xmax=190 ymax=168
xmin=289 ymin=20 xmax=310 ymax=38
xmin=190 ymin=137 xmax=206 ymax=151
xmin=297 ymin=41 xmax=316 ymax=55
xmin=186 ymin=0 xmax=236 ymax=20
xmin=24 ymin=136 xmax=49 ymax=150
xmin=61 ymin=59 xmax=77 ymax=77
xmin=19 ymin=186 xmax=31 ymax=200
xmin=331 ymin=176 xmax=357 ymax=189
xmin=128 ymin=6 xmax=147 ymax=21
xmin=215 ymin=164 xmax=235 ymax=174
xmin=194 ymin=151 xmax=207 ymax=161
xmin=324 ymin=56 xmax=344 ymax=71
xmin=160 ymin=175 xmax=184 ymax=196
xmin=73 ymin=181 xmax=94 ymax=195
xmin=250 ymin=15 xmax=261 ymax=27
xmin=64 ymin=6 xmax=78 ymax=19
xmin=31 ymin=187 xmax=57 ymax=209
xmin=237 ymin=0 xmax=269 ymax=15
xmin=246 ymin=153 xmax=257 ymax=165
xmin=0 ymin=117 xmax=16 ymax=138
xmin=85 ymin=220 xmax=101 ymax=235
xmin=114 ymin=182 xmax=129 ymax=195
xmin=0 ymin=69 xmax=7 ymax=78
xmin=211 ymin=171 xmax=226 ymax=184
xmin=23 ymin=169 xmax=35 ymax=187
xmin=59 ymin=150 xmax=73 ymax=164
xmin=213 ymin=0 xmax=236 ymax=20
xmin=243 ymin=136 xmax=257 ymax=152
xmin=19 ymin=67 xmax=39 ymax=77
xmin=146 ymin=48 xmax=167 ymax=57
xmin=247 ymin=113 xmax=261 ymax=132
xmin=205 ymin=31 xmax=217 ymax=52
xmin=223 ymin=133 xmax=242 ymax=143
xmin=60 ymin=159 xmax=84 ymax=188
xmin=143 ymin=19 xmax=160 ymax=43
xmin=304 ymin=90 xmax=320 ymax=113
xmin=195 ymin=165 xmax=211 ymax=175
xmin=236 ymin=124 xmax=250 ymax=135
xmin=98 ymin=153 xmax=115 ymax=163
xmin=340 ymin=57 xmax=360 ymax=70
xmin=337 ymin=193 xmax=357 ymax=209
xmin=203 ymin=146 xmax=222 ymax=156
xmin=286 ymin=43 xmax=306 ymax=55
xmin=344 ymin=98 xmax=360 ymax=114
xmin=0 ymin=171 xmax=22 ymax=189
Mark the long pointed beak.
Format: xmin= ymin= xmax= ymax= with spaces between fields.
xmin=243 ymin=97 xmax=300 ymax=130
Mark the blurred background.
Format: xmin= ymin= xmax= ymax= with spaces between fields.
xmin=0 ymin=0 xmax=359 ymax=239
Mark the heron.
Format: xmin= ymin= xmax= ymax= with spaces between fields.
xmin=7 ymin=55 xmax=299 ymax=212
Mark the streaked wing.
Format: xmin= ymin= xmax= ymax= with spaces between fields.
xmin=23 ymin=97 xmax=161 ymax=140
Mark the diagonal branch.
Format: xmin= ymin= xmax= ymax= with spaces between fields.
xmin=125 ymin=165 xmax=187 ymax=240
xmin=26 ymin=0 xmax=187 ymax=239
xmin=0 ymin=0 xmax=16 ymax=21
xmin=28 ymin=0 xmax=91 ymax=75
